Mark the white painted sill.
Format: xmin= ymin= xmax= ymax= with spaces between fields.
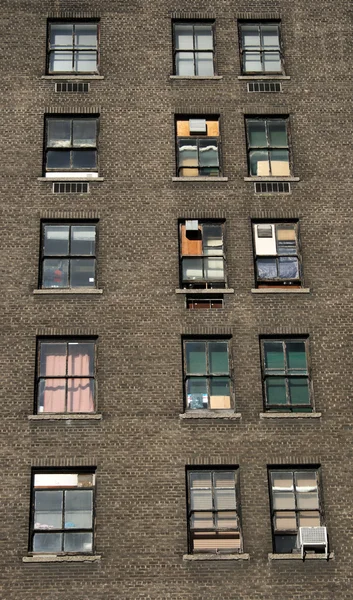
xmin=244 ymin=176 xmax=299 ymax=182
xmin=251 ymin=288 xmax=310 ymax=294
xmin=33 ymin=289 xmax=103 ymax=295
xmin=37 ymin=177 xmax=104 ymax=182
xmin=41 ymin=75 xmax=104 ymax=80
xmin=28 ymin=414 xmax=102 ymax=421
xmin=170 ymin=75 xmax=223 ymax=80
xmin=175 ymin=288 xmax=234 ymax=295
xmin=183 ymin=553 xmax=249 ymax=561
xmin=172 ymin=177 xmax=228 ymax=182
xmin=268 ymin=552 xmax=333 ymax=561
xmin=260 ymin=412 xmax=321 ymax=419
xmin=23 ymin=554 xmax=101 ymax=563
xmin=238 ymin=75 xmax=290 ymax=80
xmin=180 ymin=411 xmax=241 ymax=420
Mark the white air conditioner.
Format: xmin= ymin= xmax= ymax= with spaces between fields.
xmin=298 ymin=526 xmax=328 ymax=560
xmin=254 ymin=224 xmax=276 ymax=256
xmin=189 ymin=118 xmax=207 ymax=133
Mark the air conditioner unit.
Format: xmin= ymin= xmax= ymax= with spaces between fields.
xmin=298 ymin=526 xmax=328 ymax=560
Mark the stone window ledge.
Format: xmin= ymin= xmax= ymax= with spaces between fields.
xmin=41 ymin=75 xmax=104 ymax=80
xmin=244 ymin=176 xmax=299 ymax=182
xmin=37 ymin=177 xmax=104 ymax=182
xmin=175 ymin=288 xmax=234 ymax=295
xmin=180 ymin=411 xmax=241 ymax=420
xmin=170 ymin=75 xmax=223 ymax=80
xmin=238 ymin=75 xmax=290 ymax=80
xmin=252 ymin=288 xmax=310 ymax=294
xmin=172 ymin=177 xmax=228 ymax=182
xmin=28 ymin=414 xmax=102 ymax=421
xmin=268 ymin=552 xmax=333 ymax=561
xmin=260 ymin=412 xmax=321 ymax=419
xmin=183 ymin=553 xmax=249 ymax=561
xmin=33 ymin=289 xmax=103 ymax=295
xmin=23 ymin=554 xmax=101 ymax=563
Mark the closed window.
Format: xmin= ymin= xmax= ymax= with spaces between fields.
xmin=173 ymin=22 xmax=215 ymax=76
xmin=47 ymin=22 xmax=99 ymax=74
xmin=36 ymin=339 xmax=96 ymax=414
xmin=183 ymin=339 xmax=231 ymax=410
xmin=30 ymin=470 xmax=95 ymax=553
xmin=261 ymin=338 xmax=312 ymax=412
xmin=176 ymin=117 xmax=221 ymax=177
xmin=239 ymin=22 xmax=283 ymax=74
xmin=187 ymin=469 xmax=242 ymax=554
xmin=180 ymin=220 xmax=226 ymax=289
xmin=45 ymin=117 xmax=98 ymax=178
xmin=246 ymin=117 xmax=291 ymax=177
xmin=253 ymin=222 xmax=301 ymax=287
xmin=269 ymin=468 xmax=323 ymax=554
xmin=40 ymin=223 xmax=97 ymax=289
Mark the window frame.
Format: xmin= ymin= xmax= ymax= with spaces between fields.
xmin=39 ymin=221 xmax=98 ymax=290
xmin=179 ymin=220 xmax=227 ymax=289
xmin=268 ymin=467 xmax=324 ymax=554
xmin=47 ymin=20 xmax=100 ymax=75
xmin=245 ymin=116 xmax=292 ymax=178
xmin=186 ymin=467 xmax=242 ymax=554
xmin=260 ymin=337 xmax=312 ymax=412
xmin=35 ymin=337 xmax=97 ymax=415
xmin=175 ymin=116 xmax=222 ymax=177
xmin=172 ymin=21 xmax=216 ymax=76
xmin=238 ymin=20 xmax=284 ymax=75
xmin=29 ymin=468 xmax=96 ymax=555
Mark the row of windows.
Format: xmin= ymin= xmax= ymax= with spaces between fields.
xmin=45 ymin=20 xmax=285 ymax=76
xmin=32 ymin=337 xmax=312 ymax=415
xmin=28 ymin=466 xmax=326 ymax=556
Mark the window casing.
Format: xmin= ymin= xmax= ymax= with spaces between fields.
xmin=253 ymin=222 xmax=302 ymax=287
xmin=45 ymin=117 xmax=98 ymax=178
xmin=183 ymin=339 xmax=231 ymax=410
xmin=47 ymin=22 xmax=99 ymax=74
xmin=261 ymin=338 xmax=312 ymax=412
xmin=269 ymin=468 xmax=323 ymax=554
xmin=173 ymin=22 xmax=215 ymax=76
xmin=239 ymin=22 xmax=283 ymax=74
xmin=40 ymin=223 xmax=97 ymax=289
xmin=180 ymin=221 xmax=226 ymax=289
xmin=36 ymin=339 xmax=96 ymax=414
xmin=187 ymin=469 xmax=242 ymax=554
xmin=176 ymin=117 xmax=221 ymax=177
xmin=30 ymin=470 xmax=95 ymax=554
xmin=246 ymin=117 xmax=291 ymax=177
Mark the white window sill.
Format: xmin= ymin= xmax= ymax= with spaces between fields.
xmin=183 ymin=553 xmax=249 ymax=561
xmin=28 ymin=414 xmax=102 ymax=421
xmin=33 ymin=289 xmax=103 ymax=295
xmin=251 ymin=288 xmax=310 ymax=294
xmin=37 ymin=177 xmax=104 ymax=182
xmin=175 ymin=288 xmax=234 ymax=295
xmin=244 ymin=176 xmax=299 ymax=182
xmin=41 ymin=75 xmax=104 ymax=80
xmin=260 ymin=412 xmax=321 ymax=419
xmin=180 ymin=411 xmax=241 ymax=420
xmin=238 ymin=75 xmax=290 ymax=80
xmin=23 ymin=554 xmax=101 ymax=563
xmin=172 ymin=177 xmax=228 ymax=182
xmin=170 ymin=75 xmax=223 ymax=80
xmin=268 ymin=552 xmax=333 ymax=561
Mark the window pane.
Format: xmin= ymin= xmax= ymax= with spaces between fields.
xmin=42 ymin=259 xmax=69 ymax=288
xmin=268 ymin=121 xmax=287 ymax=147
xmin=178 ymin=139 xmax=198 ymax=172
xmin=65 ymin=490 xmax=93 ymax=528
xmin=263 ymin=51 xmax=281 ymax=72
xmin=46 ymin=150 xmax=71 ymax=169
xmin=33 ymin=533 xmax=62 ymax=552
xmin=191 ymin=512 xmax=214 ymax=529
xmin=191 ymin=488 xmax=212 ymax=510
xmin=175 ymin=52 xmax=195 ymax=76
xmin=247 ymin=120 xmax=267 ymax=146
xmin=261 ymin=25 xmax=280 ymax=49
xmin=186 ymin=342 xmax=206 ymax=373
xmin=266 ymin=377 xmax=287 ymax=405
xmin=70 ymin=259 xmax=96 ymax=287
xmin=264 ymin=342 xmax=284 ymax=370
xmin=274 ymin=511 xmax=297 ymax=531
xmin=40 ymin=343 xmax=67 ymax=376
xmin=38 ymin=378 xmax=66 ymax=413
xmin=214 ymin=488 xmax=236 ymax=510
xmin=174 ymin=25 xmax=194 ymax=50
xmin=295 ymin=472 xmax=317 ymax=491
xmin=209 ymin=342 xmax=228 ymax=373
xmin=71 ymin=225 xmax=96 ymax=255
xmin=74 ymin=51 xmax=97 ymax=72
xmin=204 ymin=258 xmax=224 ymax=281
xmin=182 ymin=257 xmax=203 ymax=281
xmin=278 ymin=257 xmax=299 ymax=279
xmin=288 ymin=378 xmax=309 ymax=405
xmin=298 ymin=512 xmax=320 ymax=528
xmin=241 ymin=25 xmax=260 ymax=48
xmin=243 ymin=51 xmax=262 ymax=72
xmin=72 ymin=150 xmax=97 ymax=169
xmin=214 ymin=472 xmax=235 ymax=488
xmin=50 ymin=24 xmax=73 ymax=47
xmin=72 ymin=120 xmax=96 ymax=147
xmin=47 ymin=120 xmax=71 ymax=147
xmin=190 ymin=472 xmax=212 ymax=487
xmin=277 ymin=225 xmax=296 ymax=254
xmin=257 ymin=258 xmax=277 ymax=280
xmin=272 ymin=491 xmax=295 ymax=509
xmin=249 ymin=150 xmax=269 ymax=176
xmin=203 ymin=225 xmax=223 ymax=255
xmin=68 ymin=343 xmax=94 ymax=376
xmin=34 ymin=491 xmax=63 ymax=529
xmin=74 ymin=24 xmax=98 ymax=48
xmin=195 ymin=52 xmax=214 ymax=76
xmin=270 ymin=150 xmax=290 ymax=176
xmin=216 ymin=512 xmax=238 ymax=528
xmin=210 ymin=377 xmax=230 ymax=399
xmin=297 ymin=492 xmax=319 ymax=510
xmin=187 ymin=377 xmax=208 ymax=409
xmin=271 ymin=472 xmax=294 ymax=490
xmin=286 ymin=342 xmax=307 ymax=371
xmin=199 ymin=139 xmax=219 ymax=167
xmin=194 ymin=26 xmax=213 ymax=50
xmin=64 ymin=532 xmax=92 ymax=552
xmin=50 ymin=51 xmax=73 ymax=72
xmin=44 ymin=225 xmax=70 ymax=255
xmin=67 ymin=379 xmax=95 ymax=412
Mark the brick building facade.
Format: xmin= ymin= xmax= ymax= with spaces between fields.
xmin=1 ymin=0 xmax=353 ymax=598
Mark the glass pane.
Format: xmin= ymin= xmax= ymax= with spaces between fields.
xmin=203 ymin=225 xmax=223 ymax=255
xmin=74 ymin=51 xmax=97 ymax=72
xmin=174 ymin=24 xmax=194 ymax=49
xmin=67 ymin=378 xmax=95 ymax=413
xmin=70 ymin=259 xmax=96 ymax=287
xmin=277 ymin=225 xmax=296 ymax=253
xmin=186 ymin=341 xmax=206 ymax=373
xmin=243 ymin=51 xmax=262 ymax=72
xmin=64 ymin=532 xmax=92 ymax=552
xmin=199 ymin=139 xmax=219 ymax=167
xmin=178 ymin=139 xmax=198 ymax=170
xmin=72 ymin=150 xmax=97 ymax=169
xmin=204 ymin=258 xmax=224 ymax=281
xmin=195 ymin=52 xmax=214 ymax=75
xmin=47 ymin=120 xmax=71 ymax=147
xmin=241 ymin=25 xmax=260 ymax=48
xmin=266 ymin=377 xmax=287 ymax=405
xmin=295 ymin=472 xmax=317 ymax=491
xmin=298 ymin=511 xmax=320 ymax=528
xmin=44 ymin=225 xmax=70 ymax=256
xmin=187 ymin=377 xmax=208 ymax=409
xmin=191 ymin=512 xmax=214 ymax=529
xmin=38 ymin=378 xmax=66 ymax=413
xmin=175 ymin=52 xmax=195 ymax=76
xmin=268 ymin=121 xmax=288 ymax=147
xmin=210 ymin=377 xmax=230 ymax=398
xmin=50 ymin=51 xmax=73 ymax=72
xmin=33 ymin=533 xmax=62 ymax=552
xmin=71 ymin=225 xmax=96 ymax=256
xmin=286 ymin=342 xmax=307 ymax=371
xmin=264 ymin=342 xmax=284 ymax=371
xmin=182 ymin=257 xmax=203 ymax=281
xmin=216 ymin=512 xmax=238 ymax=528
xmin=214 ymin=489 xmax=236 ymax=510
xmin=261 ymin=25 xmax=280 ymax=49
xmin=272 ymin=491 xmax=295 ymax=510
xmin=50 ymin=24 xmax=73 ymax=48
xmin=289 ymin=378 xmax=309 ymax=405
xmin=297 ymin=492 xmax=319 ymax=510
xmin=73 ymin=120 xmax=96 ymax=147
xmin=34 ymin=491 xmax=63 ymax=529
xmin=74 ymin=24 xmax=97 ymax=48
xmin=274 ymin=511 xmax=297 ymax=531
xmin=40 ymin=343 xmax=67 ymax=376
xmin=191 ymin=488 xmax=212 ymax=510
xmin=263 ymin=51 xmax=281 ymax=72
xmin=272 ymin=472 xmax=294 ymax=490
xmin=270 ymin=150 xmax=290 ymax=176
xmin=65 ymin=490 xmax=93 ymax=528
xmin=257 ymin=258 xmax=277 ymax=280
xmin=190 ymin=472 xmax=212 ymax=487
xmin=46 ymin=150 xmax=71 ymax=169
xmin=214 ymin=472 xmax=235 ymax=487
xmin=68 ymin=343 xmax=94 ymax=376
xmin=42 ymin=259 xmax=69 ymax=288
xmin=194 ymin=25 xmax=213 ymax=50
xmin=249 ymin=150 xmax=269 ymax=176
xmin=247 ymin=120 xmax=267 ymax=146
xmin=209 ymin=342 xmax=228 ymax=373
xmin=278 ymin=257 xmax=299 ymax=279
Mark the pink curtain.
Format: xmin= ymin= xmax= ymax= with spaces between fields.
xmin=42 ymin=353 xmax=66 ymax=412
xmin=42 ymin=350 xmax=94 ymax=413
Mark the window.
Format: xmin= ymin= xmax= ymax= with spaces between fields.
xmin=47 ymin=22 xmax=99 ymax=74
xmin=261 ymin=338 xmax=311 ymax=412
xmin=45 ymin=117 xmax=98 ymax=178
xmin=173 ymin=22 xmax=215 ymax=76
xmin=239 ymin=22 xmax=283 ymax=74
xmin=186 ymin=296 xmax=224 ymax=310
xmin=40 ymin=223 xmax=97 ymax=289
xmin=269 ymin=468 xmax=323 ymax=554
xmin=36 ymin=339 xmax=96 ymax=414
xmin=187 ymin=469 xmax=242 ymax=554
xmin=253 ymin=222 xmax=301 ymax=287
xmin=176 ymin=117 xmax=221 ymax=177
xmin=183 ymin=339 xmax=231 ymax=410
xmin=180 ymin=221 xmax=226 ymax=289
xmin=30 ymin=470 xmax=95 ymax=554
xmin=246 ymin=117 xmax=291 ymax=177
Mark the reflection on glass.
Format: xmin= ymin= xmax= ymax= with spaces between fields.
xmin=64 ymin=532 xmax=92 ymax=552
xmin=47 ymin=120 xmax=71 ymax=147
xmin=34 ymin=491 xmax=63 ymax=529
xmin=33 ymin=533 xmax=62 ymax=552
xmin=175 ymin=52 xmax=194 ymax=76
